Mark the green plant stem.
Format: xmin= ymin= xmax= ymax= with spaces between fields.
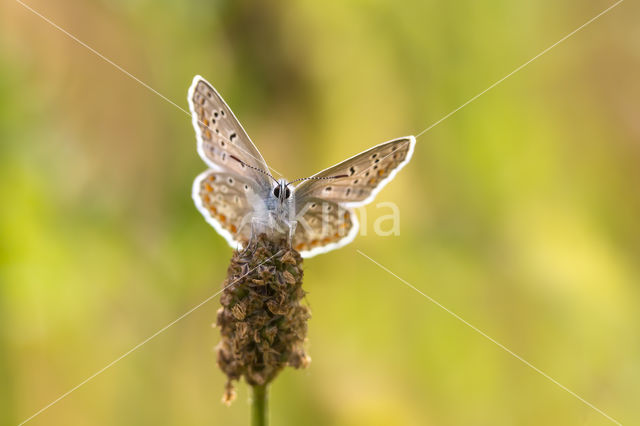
xmin=251 ymin=385 xmax=268 ymax=426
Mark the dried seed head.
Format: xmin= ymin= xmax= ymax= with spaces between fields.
xmin=215 ymin=233 xmax=310 ymax=402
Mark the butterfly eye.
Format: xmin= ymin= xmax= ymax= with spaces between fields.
xmin=285 ymin=188 xmax=291 ymax=199
xmin=273 ymin=186 xmax=280 ymax=198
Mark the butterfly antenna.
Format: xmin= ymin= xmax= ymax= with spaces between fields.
xmin=286 ymin=174 xmax=349 ymax=187
xmin=229 ymin=155 xmax=278 ymax=184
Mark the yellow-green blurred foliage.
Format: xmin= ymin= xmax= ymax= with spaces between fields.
xmin=1 ymin=0 xmax=639 ymax=425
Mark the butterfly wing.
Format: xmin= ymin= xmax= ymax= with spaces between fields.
xmin=292 ymin=198 xmax=358 ymax=258
xmin=293 ymin=136 xmax=415 ymax=206
xmin=292 ymin=136 xmax=415 ymax=257
xmin=193 ymin=170 xmax=266 ymax=249
xmin=188 ymin=75 xmax=272 ymax=192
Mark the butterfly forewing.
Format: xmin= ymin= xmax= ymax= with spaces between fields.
xmin=188 ymin=76 xmax=272 ymax=192
xmin=293 ymin=136 xmax=415 ymax=206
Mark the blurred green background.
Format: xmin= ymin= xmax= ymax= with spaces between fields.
xmin=1 ymin=0 xmax=639 ymax=425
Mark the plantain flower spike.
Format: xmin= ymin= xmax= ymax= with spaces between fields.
xmin=215 ymin=224 xmax=311 ymax=405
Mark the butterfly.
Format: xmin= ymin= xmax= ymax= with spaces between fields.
xmin=188 ymin=75 xmax=415 ymax=258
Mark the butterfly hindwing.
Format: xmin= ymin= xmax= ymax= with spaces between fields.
xmin=292 ymin=198 xmax=358 ymax=257
xmin=193 ymin=170 xmax=265 ymax=249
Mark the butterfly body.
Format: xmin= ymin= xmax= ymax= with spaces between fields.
xmin=188 ymin=75 xmax=415 ymax=257
xmin=255 ymin=178 xmax=297 ymax=236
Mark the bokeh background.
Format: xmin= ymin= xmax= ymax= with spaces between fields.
xmin=1 ymin=0 xmax=639 ymax=425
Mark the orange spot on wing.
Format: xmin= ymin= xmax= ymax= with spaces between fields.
xmin=205 ymin=129 xmax=211 ymax=139
xmin=218 ymin=214 xmax=226 ymax=223
xmin=204 ymin=183 xmax=213 ymax=192
xmin=230 ymin=224 xmax=237 ymax=233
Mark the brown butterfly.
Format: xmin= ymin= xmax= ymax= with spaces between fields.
xmin=188 ymin=75 xmax=415 ymax=257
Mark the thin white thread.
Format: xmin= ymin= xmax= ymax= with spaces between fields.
xmin=17 ymin=251 xmax=281 ymax=425
xmin=356 ymin=250 xmax=622 ymax=425
xmin=13 ymin=0 xmax=282 ymax=178
xmin=415 ymin=0 xmax=624 ymax=139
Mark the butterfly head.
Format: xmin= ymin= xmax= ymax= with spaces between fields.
xmin=273 ymin=179 xmax=292 ymax=204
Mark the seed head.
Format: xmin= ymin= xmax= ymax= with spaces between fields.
xmin=215 ymin=233 xmax=310 ymax=403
